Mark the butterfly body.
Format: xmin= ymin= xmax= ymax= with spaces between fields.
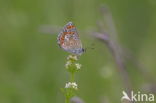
xmin=57 ymin=22 xmax=84 ymax=55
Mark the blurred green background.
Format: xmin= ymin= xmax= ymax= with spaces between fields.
xmin=0 ymin=0 xmax=156 ymax=103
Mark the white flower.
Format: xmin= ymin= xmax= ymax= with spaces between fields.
xmin=65 ymin=82 xmax=78 ymax=90
xmin=67 ymin=55 xmax=78 ymax=61
xmin=75 ymin=63 xmax=82 ymax=70
xmin=65 ymin=61 xmax=72 ymax=68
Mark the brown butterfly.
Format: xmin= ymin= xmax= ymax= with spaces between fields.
xmin=57 ymin=22 xmax=84 ymax=55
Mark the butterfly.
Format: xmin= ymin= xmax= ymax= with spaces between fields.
xmin=57 ymin=22 xmax=84 ymax=55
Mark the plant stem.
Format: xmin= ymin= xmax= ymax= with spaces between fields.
xmin=65 ymin=97 xmax=70 ymax=103
xmin=70 ymin=72 xmax=75 ymax=82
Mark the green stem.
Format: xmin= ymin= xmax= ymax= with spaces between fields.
xmin=65 ymin=96 xmax=70 ymax=103
xmin=70 ymin=72 xmax=75 ymax=82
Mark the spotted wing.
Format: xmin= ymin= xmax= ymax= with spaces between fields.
xmin=57 ymin=22 xmax=83 ymax=54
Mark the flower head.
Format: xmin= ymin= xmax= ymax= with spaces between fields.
xmin=75 ymin=63 xmax=82 ymax=70
xmin=65 ymin=82 xmax=78 ymax=90
xmin=67 ymin=55 xmax=78 ymax=61
xmin=65 ymin=61 xmax=72 ymax=68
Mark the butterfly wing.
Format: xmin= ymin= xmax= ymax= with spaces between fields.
xmin=57 ymin=22 xmax=83 ymax=55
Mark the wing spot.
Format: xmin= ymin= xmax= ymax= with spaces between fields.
xmin=71 ymin=32 xmax=74 ymax=34
xmin=67 ymin=26 xmax=71 ymax=29
xmin=71 ymin=25 xmax=75 ymax=28
xmin=64 ymin=32 xmax=67 ymax=34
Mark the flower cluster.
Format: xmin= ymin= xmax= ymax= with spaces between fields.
xmin=65 ymin=55 xmax=82 ymax=72
xmin=67 ymin=55 xmax=78 ymax=61
xmin=75 ymin=63 xmax=82 ymax=70
xmin=65 ymin=61 xmax=72 ymax=68
xmin=65 ymin=82 xmax=78 ymax=90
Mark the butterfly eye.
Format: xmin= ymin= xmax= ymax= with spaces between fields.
xmin=82 ymin=48 xmax=85 ymax=52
